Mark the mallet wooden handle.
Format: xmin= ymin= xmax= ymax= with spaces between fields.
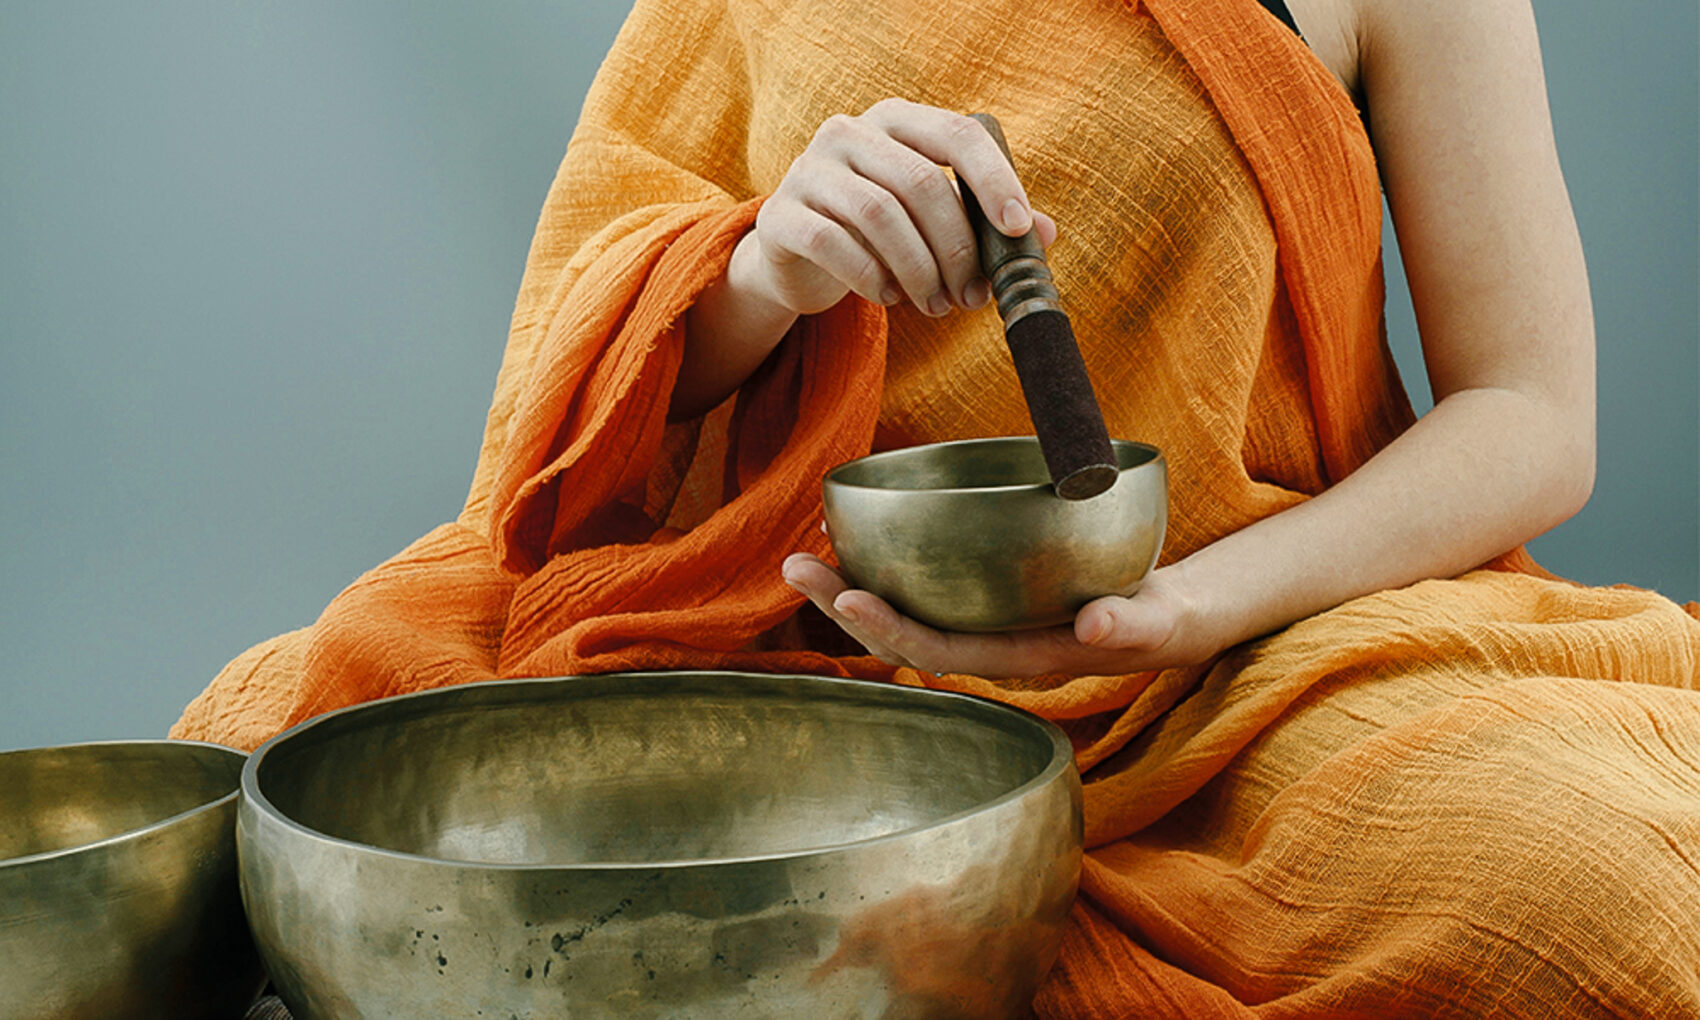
xmin=960 ymin=113 xmax=1117 ymax=501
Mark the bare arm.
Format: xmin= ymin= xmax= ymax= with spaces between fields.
xmin=785 ymin=0 xmax=1597 ymax=676
xmin=1157 ymin=0 xmax=1595 ymax=648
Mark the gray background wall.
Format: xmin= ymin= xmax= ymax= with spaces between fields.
xmin=3 ymin=2 xmax=1696 ymax=752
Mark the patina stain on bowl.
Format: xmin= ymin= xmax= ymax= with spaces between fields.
xmin=823 ymin=437 xmax=1167 ymax=632
xmin=239 ymin=671 xmax=1082 ymax=1019
xmin=0 ymin=739 xmax=265 ymax=1020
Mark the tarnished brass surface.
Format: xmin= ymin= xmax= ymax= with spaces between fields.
xmin=240 ymin=672 xmax=1083 ymax=1019
xmin=823 ymin=437 xmax=1167 ymax=631
xmin=0 ymin=740 xmax=265 ymax=1020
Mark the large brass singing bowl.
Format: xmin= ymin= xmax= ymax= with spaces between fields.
xmin=240 ymin=672 xmax=1083 ymax=1018
xmin=0 ymin=740 xmax=264 ymax=1020
xmin=824 ymin=437 xmax=1167 ymax=632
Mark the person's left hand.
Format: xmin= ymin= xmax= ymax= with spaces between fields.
xmin=780 ymin=552 xmax=1214 ymax=678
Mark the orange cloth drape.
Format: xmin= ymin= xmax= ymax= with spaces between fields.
xmin=175 ymin=0 xmax=1700 ymax=1014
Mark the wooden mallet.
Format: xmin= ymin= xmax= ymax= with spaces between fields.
xmin=958 ymin=112 xmax=1118 ymax=501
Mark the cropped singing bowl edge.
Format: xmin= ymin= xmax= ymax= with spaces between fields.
xmin=239 ymin=671 xmax=1084 ymax=1019
xmin=823 ymin=436 xmax=1168 ymax=632
xmin=0 ymin=739 xmax=265 ymax=1020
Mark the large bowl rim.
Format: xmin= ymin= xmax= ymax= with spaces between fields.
xmin=241 ymin=671 xmax=1078 ymax=872
xmin=823 ymin=435 xmax=1163 ymax=496
xmin=0 ymin=738 xmax=246 ymax=869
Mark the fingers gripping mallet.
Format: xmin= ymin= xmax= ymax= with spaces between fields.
xmin=958 ymin=112 xmax=1118 ymax=500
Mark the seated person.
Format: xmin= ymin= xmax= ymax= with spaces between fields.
xmin=178 ymin=0 xmax=1700 ymax=1014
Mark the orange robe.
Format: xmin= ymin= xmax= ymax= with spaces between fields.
xmin=174 ymin=0 xmax=1700 ymax=1014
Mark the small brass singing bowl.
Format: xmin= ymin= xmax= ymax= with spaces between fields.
xmin=240 ymin=672 xmax=1082 ymax=1019
xmin=0 ymin=740 xmax=266 ymax=1020
xmin=823 ymin=437 xmax=1168 ymax=632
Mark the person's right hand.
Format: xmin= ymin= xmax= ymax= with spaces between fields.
xmin=745 ymin=98 xmax=1059 ymax=319
xmin=674 ymin=100 xmax=1061 ymax=420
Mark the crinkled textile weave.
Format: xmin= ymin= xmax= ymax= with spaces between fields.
xmin=175 ymin=0 xmax=1700 ymax=1014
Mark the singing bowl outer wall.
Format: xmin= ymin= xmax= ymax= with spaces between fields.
xmin=239 ymin=672 xmax=1084 ymax=1019
xmin=0 ymin=740 xmax=265 ymax=1020
xmin=823 ymin=438 xmax=1168 ymax=632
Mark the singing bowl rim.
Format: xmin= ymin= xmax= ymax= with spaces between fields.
xmin=824 ymin=435 xmax=1164 ymax=494
xmin=242 ymin=671 xmax=1077 ymax=872
xmin=0 ymin=738 xmax=245 ymax=869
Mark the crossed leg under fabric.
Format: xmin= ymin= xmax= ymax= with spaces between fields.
xmin=1037 ymin=671 xmax=1700 ymax=1018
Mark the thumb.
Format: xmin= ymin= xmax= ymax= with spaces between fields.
xmin=1074 ymin=593 xmax=1175 ymax=651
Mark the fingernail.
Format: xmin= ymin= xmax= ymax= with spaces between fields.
xmin=926 ymin=291 xmax=950 ymax=317
xmin=965 ymin=278 xmax=991 ymax=309
xmin=1001 ymin=199 xmax=1031 ymax=234
xmin=880 ymin=285 xmax=902 ymax=306
xmin=1080 ymin=614 xmax=1109 ymax=646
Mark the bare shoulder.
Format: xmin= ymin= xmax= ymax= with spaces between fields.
xmin=1284 ymin=0 xmax=1545 ymax=114
xmin=1281 ymin=0 xmax=1364 ymax=99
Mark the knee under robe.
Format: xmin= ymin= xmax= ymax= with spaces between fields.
xmin=174 ymin=0 xmax=1700 ymax=1014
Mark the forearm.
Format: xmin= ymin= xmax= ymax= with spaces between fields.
xmin=671 ymin=231 xmax=800 ymax=420
xmin=1171 ymin=384 xmax=1594 ymax=652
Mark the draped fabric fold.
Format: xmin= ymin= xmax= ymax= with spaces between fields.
xmin=174 ymin=0 xmax=1700 ymax=1013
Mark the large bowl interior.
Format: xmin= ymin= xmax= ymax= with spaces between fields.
xmin=251 ymin=673 xmax=1068 ymax=867
xmin=0 ymin=741 xmax=244 ymax=862
xmin=827 ymin=436 xmax=1160 ymax=492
